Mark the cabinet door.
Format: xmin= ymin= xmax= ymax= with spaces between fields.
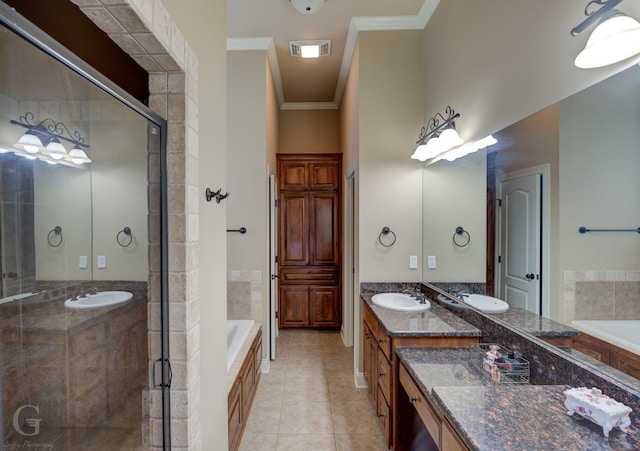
xmin=363 ymin=321 xmax=378 ymax=403
xmin=279 ymin=192 xmax=310 ymax=266
xmin=310 ymin=161 xmax=340 ymax=190
xmin=279 ymin=161 xmax=308 ymax=190
xmin=228 ymin=378 xmax=242 ymax=451
xmin=310 ymin=191 xmax=340 ymax=265
xmin=377 ymin=385 xmax=391 ymax=446
xmin=309 ymin=286 xmax=339 ymax=327
xmin=279 ymin=285 xmax=309 ymax=327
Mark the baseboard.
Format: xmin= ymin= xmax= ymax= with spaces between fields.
xmin=260 ymin=358 xmax=270 ymax=373
xmin=355 ymin=371 xmax=367 ymax=388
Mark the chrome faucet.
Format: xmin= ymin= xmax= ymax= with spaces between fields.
xmin=403 ymin=286 xmax=427 ymax=304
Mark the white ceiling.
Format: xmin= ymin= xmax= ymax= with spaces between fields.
xmin=227 ymin=0 xmax=437 ymax=109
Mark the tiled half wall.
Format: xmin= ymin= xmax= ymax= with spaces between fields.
xmin=227 ymin=270 xmax=262 ymax=322
xmin=564 ymin=270 xmax=640 ymax=322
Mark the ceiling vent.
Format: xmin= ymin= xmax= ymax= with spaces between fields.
xmin=289 ymin=40 xmax=331 ymax=58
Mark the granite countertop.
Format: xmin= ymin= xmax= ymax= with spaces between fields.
xmin=397 ymin=347 xmax=640 ymax=450
xmin=361 ymin=293 xmax=481 ymax=338
xmin=487 ymin=305 xmax=579 ymax=338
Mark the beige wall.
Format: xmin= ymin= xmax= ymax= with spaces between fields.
xmin=279 ymin=109 xmax=340 ymax=153
xmin=266 ymin=57 xmax=279 ymax=173
xmin=162 ymin=0 xmax=229 ymax=447
xmin=358 ymin=30 xmax=424 ymax=283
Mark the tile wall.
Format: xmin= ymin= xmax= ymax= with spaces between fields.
xmin=563 ymin=270 xmax=640 ymax=322
xmin=227 ymin=270 xmax=262 ymax=323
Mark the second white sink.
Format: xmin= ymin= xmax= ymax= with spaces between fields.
xmin=462 ymin=294 xmax=509 ymax=313
xmin=371 ymin=293 xmax=431 ymax=312
xmin=65 ymin=291 xmax=133 ymax=310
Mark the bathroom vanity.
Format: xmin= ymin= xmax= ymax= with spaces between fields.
xmin=361 ymin=292 xmax=481 ymax=448
xmin=395 ymin=347 xmax=640 ymax=450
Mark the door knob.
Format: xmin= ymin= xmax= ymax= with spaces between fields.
xmin=525 ymin=273 xmax=535 ymax=280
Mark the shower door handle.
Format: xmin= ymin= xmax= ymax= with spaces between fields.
xmin=152 ymin=358 xmax=172 ymax=388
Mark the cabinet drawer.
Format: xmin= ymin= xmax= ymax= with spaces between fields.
xmin=364 ymin=305 xmax=378 ymax=338
xmin=399 ymin=363 xmax=441 ymax=446
xmin=228 ymin=377 xmax=242 ymax=451
xmin=280 ymin=267 xmax=338 ymax=284
xmin=377 ymin=348 xmax=391 ymax=403
xmin=377 ymin=326 xmax=392 ymax=361
xmin=376 ymin=384 xmax=391 ymax=445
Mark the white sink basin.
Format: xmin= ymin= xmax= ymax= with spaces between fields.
xmin=64 ymin=291 xmax=133 ymax=310
xmin=461 ymin=294 xmax=509 ymax=313
xmin=371 ymin=293 xmax=431 ymax=312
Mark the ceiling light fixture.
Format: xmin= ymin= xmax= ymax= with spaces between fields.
xmin=289 ymin=40 xmax=331 ymax=58
xmin=10 ymin=112 xmax=91 ymax=166
xmin=289 ymin=0 xmax=326 ymax=15
xmin=411 ymin=106 xmax=463 ymax=162
xmin=571 ymin=0 xmax=640 ymax=68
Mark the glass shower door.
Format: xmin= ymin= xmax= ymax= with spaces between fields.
xmin=0 ymin=4 xmax=171 ymax=449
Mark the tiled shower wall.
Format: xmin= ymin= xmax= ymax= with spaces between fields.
xmin=563 ymin=270 xmax=640 ymax=322
xmin=227 ymin=270 xmax=262 ymax=323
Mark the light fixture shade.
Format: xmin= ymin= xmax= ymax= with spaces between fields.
xmin=67 ymin=146 xmax=91 ymax=164
xmin=289 ymin=0 xmax=325 ymax=15
xmin=45 ymin=138 xmax=68 ymax=160
xmin=575 ymin=14 xmax=640 ymax=68
xmin=438 ymin=128 xmax=464 ymax=149
xmin=14 ymin=131 xmax=43 ymax=153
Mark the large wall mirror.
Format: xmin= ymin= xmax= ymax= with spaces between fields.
xmin=422 ymin=62 xmax=640 ymax=386
xmin=0 ymin=22 xmax=149 ymax=300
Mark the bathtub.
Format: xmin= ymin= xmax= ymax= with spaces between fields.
xmin=227 ymin=319 xmax=255 ymax=373
xmin=571 ymin=320 xmax=640 ymax=356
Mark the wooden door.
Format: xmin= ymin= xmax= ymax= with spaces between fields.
xmin=309 ymin=286 xmax=339 ymax=326
xmin=279 ymin=285 xmax=309 ymax=327
xmin=279 ymin=191 xmax=309 ymax=266
xmin=310 ymin=191 xmax=340 ymax=266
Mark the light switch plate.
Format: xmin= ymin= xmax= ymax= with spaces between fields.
xmin=79 ymin=255 xmax=87 ymax=268
xmin=427 ymin=255 xmax=436 ymax=269
xmin=409 ymin=255 xmax=418 ymax=269
xmin=97 ymin=255 xmax=106 ymax=268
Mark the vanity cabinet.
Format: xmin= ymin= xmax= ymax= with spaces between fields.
xmin=362 ymin=300 xmax=478 ymax=449
xmin=278 ymin=154 xmax=342 ymax=329
xmin=228 ymin=331 xmax=262 ymax=451
xmin=398 ymin=361 xmax=469 ymax=451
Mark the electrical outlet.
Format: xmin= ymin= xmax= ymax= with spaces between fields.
xmin=79 ymin=256 xmax=87 ymax=268
xmin=427 ymin=255 xmax=436 ymax=269
xmin=97 ymin=255 xmax=106 ymax=268
xmin=409 ymin=255 xmax=418 ymax=269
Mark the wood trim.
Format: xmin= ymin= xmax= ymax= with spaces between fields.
xmin=572 ymin=331 xmax=640 ymax=380
xmin=486 ymin=152 xmax=496 ymax=296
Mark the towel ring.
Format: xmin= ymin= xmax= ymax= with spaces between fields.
xmin=47 ymin=226 xmax=63 ymax=247
xmin=117 ymin=226 xmax=133 ymax=247
xmin=378 ymin=226 xmax=396 ymax=247
xmin=453 ymin=226 xmax=470 ymax=247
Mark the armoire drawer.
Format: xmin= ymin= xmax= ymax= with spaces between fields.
xmin=279 ymin=267 xmax=338 ymax=284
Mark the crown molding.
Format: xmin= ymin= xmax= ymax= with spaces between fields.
xmin=227 ymin=0 xmax=440 ymax=110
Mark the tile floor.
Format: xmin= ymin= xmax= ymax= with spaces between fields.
xmin=239 ymin=330 xmax=389 ymax=451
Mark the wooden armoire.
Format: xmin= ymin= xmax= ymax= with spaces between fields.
xmin=277 ymin=153 xmax=342 ymax=329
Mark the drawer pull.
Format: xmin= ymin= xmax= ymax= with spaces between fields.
xmin=409 ymin=396 xmax=418 ymax=404
xmin=377 ymin=413 xmax=384 ymax=418
xmin=379 ymin=372 xmax=385 ymax=377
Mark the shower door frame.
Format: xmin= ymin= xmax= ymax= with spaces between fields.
xmin=0 ymin=4 xmax=172 ymax=448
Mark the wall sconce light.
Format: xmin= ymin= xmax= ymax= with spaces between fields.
xmin=427 ymin=134 xmax=497 ymax=165
xmin=411 ymin=106 xmax=463 ymax=162
xmin=571 ymin=0 xmax=640 ymax=68
xmin=10 ymin=112 xmax=91 ymax=166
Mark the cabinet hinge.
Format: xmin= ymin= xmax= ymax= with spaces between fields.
xmin=498 ymin=255 xmax=502 ymax=263
xmin=275 ymin=256 xmax=278 ymax=263
xmin=497 ymin=198 xmax=502 ymax=207
xmin=275 ymin=311 xmax=278 ymax=318
xmin=275 ymin=199 xmax=278 ymax=208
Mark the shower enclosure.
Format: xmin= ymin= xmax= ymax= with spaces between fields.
xmin=0 ymin=5 xmax=170 ymax=449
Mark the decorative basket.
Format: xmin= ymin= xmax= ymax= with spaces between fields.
xmin=470 ymin=343 xmax=529 ymax=384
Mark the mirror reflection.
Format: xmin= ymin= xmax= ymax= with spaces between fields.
xmin=423 ymin=63 xmax=640 ymax=385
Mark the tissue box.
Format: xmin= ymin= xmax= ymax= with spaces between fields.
xmin=564 ymin=387 xmax=632 ymax=438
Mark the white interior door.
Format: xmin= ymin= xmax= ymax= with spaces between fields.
xmin=498 ymin=172 xmax=542 ymax=314
xmin=269 ymin=174 xmax=278 ymax=359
